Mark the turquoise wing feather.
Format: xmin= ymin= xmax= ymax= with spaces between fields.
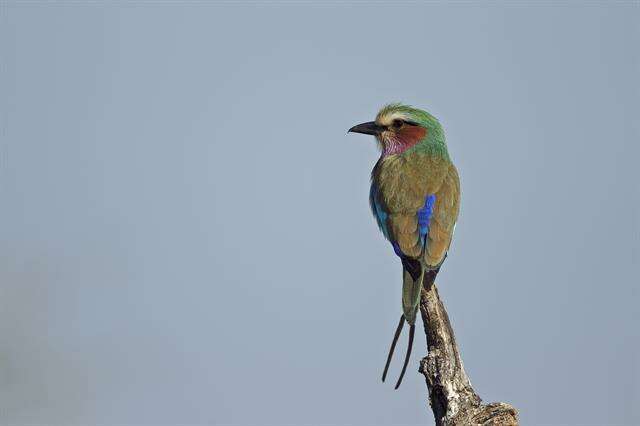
xmin=369 ymin=183 xmax=390 ymax=240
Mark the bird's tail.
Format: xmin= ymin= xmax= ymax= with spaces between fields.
xmin=403 ymin=259 xmax=442 ymax=323
xmin=401 ymin=267 xmax=424 ymax=326
xmin=381 ymin=261 xmax=441 ymax=389
xmin=402 ymin=261 xmax=440 ymax=325
xmin=381 ymin=260 xmax=423 ymax=389
xmin=381 ymin=314 xmax=414 ymax=389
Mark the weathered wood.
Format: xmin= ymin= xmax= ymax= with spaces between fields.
xmin=418 ymin=284 xmax=518 ymax=425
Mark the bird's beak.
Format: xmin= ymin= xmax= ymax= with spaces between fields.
xmin=348 ymin=121 xmax=384 ymax=136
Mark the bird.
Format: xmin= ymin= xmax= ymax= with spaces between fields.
xmin=348 ymin=103 xmax=460 ymax=389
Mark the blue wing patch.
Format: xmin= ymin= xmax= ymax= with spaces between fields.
xmin=418 ymin=194 xmax=436 ymax=239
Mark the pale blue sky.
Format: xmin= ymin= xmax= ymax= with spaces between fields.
xmin=1 ymin=2 xmax=638 ymax=425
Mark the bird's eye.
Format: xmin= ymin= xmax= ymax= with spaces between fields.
xmin=392 ymin=119 xmax=403 ymax=129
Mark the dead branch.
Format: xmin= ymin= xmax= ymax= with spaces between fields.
xmin=418 ymin=284 xmax=518 ymax=425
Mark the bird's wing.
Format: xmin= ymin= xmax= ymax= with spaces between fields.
xmin=370 ymin=184 xmax=390 ymax=240
xmin=370 ymin=181 xmax=426 ymax=258
xmin=423 ymin=164 xmax=460 ymax=267
xmin=371 ymin=156 xmax=430 ymax=258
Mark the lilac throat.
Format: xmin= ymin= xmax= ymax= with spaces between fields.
xmin=381 ymin=136 xmax=416 ymax=156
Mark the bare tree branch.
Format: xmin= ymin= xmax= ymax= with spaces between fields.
xmin=418 ymin=284 xmax=519 ymax=425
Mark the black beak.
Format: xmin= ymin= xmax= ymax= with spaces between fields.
xmin=348 ymin=121 xmax=384 ymax=136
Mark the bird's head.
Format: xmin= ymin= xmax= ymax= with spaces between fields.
xmin=349 ymin=103 xmax=444 ymax=156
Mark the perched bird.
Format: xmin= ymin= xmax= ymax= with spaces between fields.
xmin=349 ymin=104 xmax=460 ymax=389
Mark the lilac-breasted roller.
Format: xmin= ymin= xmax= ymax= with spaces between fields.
xmin=349 ymin=104 xmax=460 ymax=389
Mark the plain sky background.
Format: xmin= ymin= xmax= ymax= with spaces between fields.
xmin=1 ymin=2 xmax=638 ymax=425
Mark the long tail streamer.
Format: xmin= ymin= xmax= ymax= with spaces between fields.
xmin=382 ymin=314 xmax=405 ymax=383
xmin=381 ymin=314 xmax=415 ymax=389
xmin=395 ymin=323 xmax=414 ymax=389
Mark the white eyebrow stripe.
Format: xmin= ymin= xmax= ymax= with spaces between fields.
xmin=377 ymin=111 xmax=412 ymax=126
